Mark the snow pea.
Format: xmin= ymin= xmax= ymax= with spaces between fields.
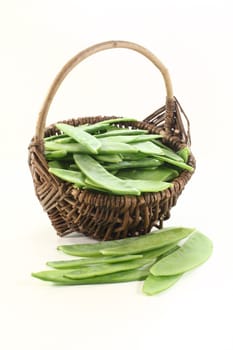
xmin=47 ymin=160 xmax=64 ymax=169
xmin=85 ymin=177 xmax=171 ymax=194
xmin=100 ymin=227 xmax=195 ymax=256
xmin=97 ymin=134 xmax=162 ymax=144
xmin=83 ymin=179 xmax=113 ymax=193
xmin=47 ymin=254 xmax=143 ymax=269
xmin=141 ymin=243 xmax=179 ymax=260
xmin=56 ymin=123 xmax=101 ymax=154
xmin=177 ymin=146 xmax=190 ymax=163
xmin=154 ymin=155 xmax=194 ymax=172
xmin=64 ymin=258 xmax=153 ymax=280
xmin=104 ymin=158 xmax=162 ymax=171
xmin=72 ymin=118 xmax=138 ymax=135
xmin=159 ymin=148 xmax=184 ymax=162
xmin=57 ymin=229 xmax=181 ymax=258
xmin=31 ymin=267 xmax=150 ymax=285
xmin=95 ymin=128 xmax=148 ymax=138
xmin=44 ymin=150 xmax=67 ymax=159
xmin=73 ymin=154 xmax=140 ymax=195
xmin=117 ymin=167 xmax=179 ymax=182
xmin=44 ymin=133 xmax=68 ymax=142
xmin=98 ymin=141 xmax=138 ymax=154
xmin=143 ymin=274 xmax=182 ymax=295
xmin=54 ymin=136 xmax=74 ymax=143
xmin=49 ymin=168 xmax=86 ymax=187
xmin=45 ymin=140 xmax=139 ymax=155
xmin=94 ymin=154 xmax=122 ymax=163
xmin=124 ymin=179 xmax=172 ymax=193
xmin=150 ymin=231 xmax=213 ymax=276
xmin=134 ymin=141 xmax=164 ymax=156
xmin=57 ymin=238 xmax=137 ymax=257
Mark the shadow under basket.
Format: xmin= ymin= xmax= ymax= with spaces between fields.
xmin=28 ymin=40 xmax=196 ymax=241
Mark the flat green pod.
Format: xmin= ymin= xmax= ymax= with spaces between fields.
xmin=104 ymin=158 xmax=162 ymax=171
xmin=94 ymin=154 xmax=122 ymax=163
xmin=57 ymin=239 xmax=126 ymax=257
xmin=150 ymin=231 xmax=213 ymax=276
xmin=44 ymin=150 xmax=67 ymax=159
xmin=95 ymin=128 xmax=148 ymax=137
xmin=97 ymin=134 xmax=161 ymax=144
xmin=124 ymin=179 xmax=172 ymax=193
xmin=47 ymin=160 xmax=64 ymax=169
xmin=177 ymin=146 xmax=190 ymax=163
xmin=154 ymin=155 xmax=194 ymax=172
xmin=73 ymin=154 xmax=140 ymax=195
xmin=49 ymin=168 xmax=86 ymax=187
xmin=47 ymin=254 xmax=143 ymax=269
xmin=32 ymin=267 xmax=150 ymax=285
xmin=134 ymin=141 xmax=164 ymax=156
xmin=117 ymin=167 xmax=179 ymax=182
xmin=143 ymin=273 xmax=182 ymax=295
xmin=100 ymin=227 xmax=195 ymax=256
xmin=56 ymin=123 xmax=101 ymax=154
xmin=64 ymin=258 xmax=153 ymax=280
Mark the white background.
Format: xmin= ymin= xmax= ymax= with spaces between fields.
xmin=1 ymin=1 xmax=233 ymax=349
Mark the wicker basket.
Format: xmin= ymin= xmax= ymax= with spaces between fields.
xmin=28 ymin=40 xmax=195 ymax=240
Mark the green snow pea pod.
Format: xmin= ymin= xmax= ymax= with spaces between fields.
xmin=159 ymin=148 xmax=184 ymax=162
xmin=85 ymin=177 xmax=171 ymax=194
xmin=152 ymin=140 xmax=185 ymax=162
xmin=45 ymin=141 xmax=90 ymax=153
xmin=57 ymin=228 xmax=189 ymax=258
xmin=143 ymin=274 xmax=183 ymax=295
xmin=47 ymin=254 xmax=143 ymax=269
xmin=154 ymin=155 xmax=194 ymax=172
xmin=124 ymin=179 xmax=172 ymax=193
xmin=54 ymin=136 xmax=74 ymax=143
xmin=58 ymin=240 xmax=128 ymax=257
xmin=98 ymin=141 xmax=138 ymax=154
xmin=64 ymin=258 xmax=153 ymax=280
xmin=150 ymin=231 xmax=213 ymax=276
xmin=97 ymin=134 xmax=161 ymax=144
xmin=73 ymin=154 xmax=140 ymax=195
xmin=177 ymin=146 xmax=190 ymax=163
xmin=57 ymin=235 xmax=143 ymax=257
xmin=134 ymin=141 xmax=164 ymax=156
xmin=100 ymin=227 xmax=195 ymax=256
xmin=117 ymin=167 xmax=179 ymax=182
xmin=47 ymin=160 xmax=64 ymax=169
xmin=74 ymin=117 xmax=138 ymax=135
xmin=44 ymin=150 xmax=67 ymax=160
xmin=142 ymin=244 xmax=179 ymax=260
xmin=104 ymin=158 xmax=162 ymax=171
xmin=83 ymin=179 xmax=111 ymax=193
xmin=44 ymin=133 xmax=68 ymax=142
xmin=95 ymin=128 xmax=148 ymax=138
xmin=49 ymin=168 xmax=86 ymax=187
xmin=56 ymin=123 xmax=101 ymax=154
xmin=31 ymin=267 xmax=150 ymax=285
xmin=94 ymin=154 xmax=122 ymax=163
xmin=45 ymin=140 xmax=139 ymax=155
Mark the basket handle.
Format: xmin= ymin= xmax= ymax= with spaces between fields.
xmin=35 ymin=40 xmax=174 ymax=140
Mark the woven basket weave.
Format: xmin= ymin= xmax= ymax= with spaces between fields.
xmin=28 ymin=40 xmax=195 ymax=240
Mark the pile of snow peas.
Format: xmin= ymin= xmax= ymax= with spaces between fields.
xmin=32 ymin=227 xmax=213 ymax=295
xmin=44 ymin=118 xmax=193 ymax=195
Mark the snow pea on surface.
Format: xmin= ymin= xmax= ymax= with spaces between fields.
xmin=150 ymin=231 xmax=213 ymax=276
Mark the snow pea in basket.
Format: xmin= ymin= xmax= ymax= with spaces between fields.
xmin=28 ymin=40 xmax=196 ymax=241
